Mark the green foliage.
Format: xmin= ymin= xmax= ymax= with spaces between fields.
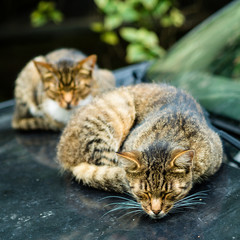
xmin=147 ymin=0 xmax=240 ymax=122
xmin=101 ymin=31 xmax=119 ymax=45
xmin=120 ymin=27 xmax=165 ymax=62
xmin=208 ymin=37 xmax=240 ymax=80
xmin=30 ymin=1 xmax=63 ymax=27
xmin=233 ymin=52 xmax=240 ymax=78
xmin=92 ymin=0 xmax=185 ymax=63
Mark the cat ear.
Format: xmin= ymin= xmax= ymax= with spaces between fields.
xmin=116 ymin=151 xmax=141 ymax=173
xmin=169 ymin=150 xmax=194 ymax=173
xmin=33 ymin=61 xmax=55 ymax=79
xmin=77 ymin=55 xmax=97 ymax=71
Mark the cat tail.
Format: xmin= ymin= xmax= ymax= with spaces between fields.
xmin=70 ymin=163 xmax=128 ymax=193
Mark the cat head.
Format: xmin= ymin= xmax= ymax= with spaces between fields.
xmin=117 ymin=147 xmax=194 ymax=219
xmin=33 ymin=55 xmax=97 ymax=110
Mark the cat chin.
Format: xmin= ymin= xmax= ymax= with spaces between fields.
xmin=42 ymin=98 xmax=73 ymax=124
xmin=42 ymin=95 xmax=93 ymax=124
xmin=148 ymin=211 xmax=166 ymax=219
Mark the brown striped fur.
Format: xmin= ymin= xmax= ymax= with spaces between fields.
xmin=12 ymin=48 xmax=115 ymax=131
xmin=57 ymin=83 xmax=223 ymax=218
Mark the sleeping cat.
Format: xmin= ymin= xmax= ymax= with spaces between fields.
xmin=57 ymin=83 xmax=223 ymax=219
xmin=12 ymin=48 xmax=115 ymax=131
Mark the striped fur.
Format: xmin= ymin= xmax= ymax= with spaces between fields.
xmin=57 ymin=83 xmax=223 ymax=219
xmin=12 ymin=48 xmax=115 ymax=131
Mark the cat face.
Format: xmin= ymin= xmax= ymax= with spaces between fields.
xmin=117 ymin=149 xmax=194 ymax=219
xmin=33 ymin=55 xmax=97 ymax=110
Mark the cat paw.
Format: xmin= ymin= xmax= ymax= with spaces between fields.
xmin=29 ymin=105 xmax=44 ymax=117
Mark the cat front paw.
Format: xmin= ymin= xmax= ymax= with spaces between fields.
xmin=29 ymin=105 xmax=44 ymax=117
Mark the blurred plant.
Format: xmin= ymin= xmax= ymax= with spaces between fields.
xmin=233 ymin=51 xmax=240 ymax=79
xmin=208 ymin=38 xmax=240 ymax=80
xmin=30 ymin=1 xmax=63 ymax=27
xmin=91 ymin=0 xmax=185 ymax=63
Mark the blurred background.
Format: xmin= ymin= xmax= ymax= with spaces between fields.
xmin=0 ymin=0 xmax=233 ymax=102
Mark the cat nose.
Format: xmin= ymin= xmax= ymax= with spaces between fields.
xmin=66 ymin=102 xmax=72 ymax=110
xmin=152 ymin=209 xmax=161 ymax=215
xmin=151 ymin=198 xmax=161 ymax=216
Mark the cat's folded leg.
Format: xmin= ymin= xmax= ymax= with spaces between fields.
xmin=29 ymin=103 xmax=44 ymax=117
xmin=12 ymin=116 xmax=63 ymax=131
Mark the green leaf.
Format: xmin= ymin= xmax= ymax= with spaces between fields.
xmin=103 ymin=1 xmax=118 ymax=14
xmin=160 ymin=16 xmax=173 ymax=27
xmin=170 ymin=8 xmax=185 ymax=27
xmin=91 ymin=22 xmax=104 ymax=32
xmin=120 ymin=27 xmax=138 ymax=42
xmin=49 ymin=11 xmax=63 ymax=23
xmin=94 ymin=0 xmax=109 ymax=10
xmin=153 ymin=1 xmax=171 ymax=17
xmin=126 ymin=43 xmax=147 ymax=62
xmin=126 ymin=43 xmax=156 ymax=62
xmin=117 ymin=3 xmax=139 ymax=22
xmin=137 ymin=28 xmax=159 ymax=47
xmin=120 ymin=27 xmax=160 ymax=48
xmin=30 ymin=11 xmax=48 ymax=27
xmin=101 ymin=31 xmax=119 ymax=45
xmin=140 ymin=0 xmax=158 ymax=10
xmin=38 ymin=1 xmax=53 ymax=11
xmin=30 ymin=1 xmax=63 ymax=27
xmin=104 ymin=15 xmax=123 ymax=30
xmin=149 ymin=45 xmax=166 ymax=58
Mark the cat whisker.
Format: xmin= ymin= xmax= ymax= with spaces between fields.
xmin=175 ymin=201 xmax=206 ymax=206
xmin=102 ymin=206 xmax=126 ymax=217
xmin=172 ymin=191 xmax=208 ymax=211
xmin=176 ymin=191 xmax=208 ymax=204
xmin=174 ymin=203 xmax=206 ymax=210
xmin=131 ymin=210 xmax=144 ymax=219
xmin=99 ymin=195 xmax=135 ymax=203
xmin=105 ymin=201 xmax=141 ymax=208
xmin=100 ymin=195 xmax=141 ymax=208
xmin=179 ymin=191 xmax=208 ymax=200
xmin=184 ymin=190 xmax=209 ymax=196
xmin=102 ymin=205 xmax=141 ymax=217
xmin=174 ymin=199 xmax=206 ymax=206
xmin=117 ymin=209 xmax=143 ymax=220
xmin=101 ymin=195 xmax=142 ymax=218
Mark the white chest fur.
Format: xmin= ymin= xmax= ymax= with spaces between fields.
xmin=42 ymin=95 xmax=93 ymax=124
xmin=42 ymin=99 xmax=72 ymax=124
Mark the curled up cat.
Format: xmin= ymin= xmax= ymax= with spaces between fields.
xmin=57 ymin=83 xmax=223 ymax=219
xmin=12 ymin=48 xmax=115 ymax=131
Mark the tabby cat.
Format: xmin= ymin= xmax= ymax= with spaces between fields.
xmin=57 ymin=83 xmax=223 ymax=219
xmin=12 ymin=48 xmax=115 ymax=131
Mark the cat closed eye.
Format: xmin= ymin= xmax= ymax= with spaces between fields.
xmin=165 ymin=194 xmax=176 ymax=201
xmin=44 ymin=74 xmax=54 ymax=80
xmin=138 ymin=193 xmax=150 ymax=200
xmin=77 ymin=70 xmax=91 ymax=78
xmin=80 ymin=73 xmax=90 ymax=78
xmin=84 ymin=83 xmax=91 ymax=88
xmin=48 ymin=89 xmax=60 ymax=94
